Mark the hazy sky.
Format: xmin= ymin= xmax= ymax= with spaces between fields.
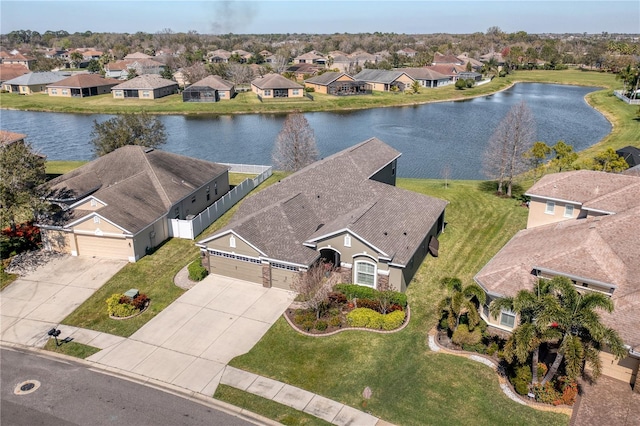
xmin=1 ymin=0 xmax=638 ymax=35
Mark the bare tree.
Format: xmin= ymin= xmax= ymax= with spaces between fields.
xmin=292 ymin=263 xmax=331 ymax=320
xmin=272 ymin=48 xmax=291 ymax=73
xmin=227 ymin=63 xmax=255 ymax=85
xmin=272 ymin=113 xmax=319 ymax=172
xmin=483 ymin=101 xmax=536 ymax=197
xmin=181 ymin=62 xmax=210 ymax=85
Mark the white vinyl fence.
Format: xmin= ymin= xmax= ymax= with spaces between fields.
xmin=614 ymin=90 xmax=640 ymax=105
xmin=169 ymin=164 xmax=272 ymax=240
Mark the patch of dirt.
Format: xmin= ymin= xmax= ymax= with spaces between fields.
xmin=5 ymin=250 xmax=65 ymax=276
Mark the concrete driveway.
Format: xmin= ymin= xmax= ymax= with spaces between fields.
xmin=0 ymin=256 xmax=127 ymax=347
xmin=86 ymin=274 xmax=296 ymax=395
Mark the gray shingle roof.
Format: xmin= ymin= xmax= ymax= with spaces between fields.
xmin=352 ymin=69 xmax=414 ymax=84
xmin=112 ymin=74 xmax=178 ymax=90
xmin=251 ymin=74 xmax=303 ymax=90
xmin=45 ymin=146 xmax=228 ymax=234
xmin=187 ymin=75 xmax=234 ymax=91
xmin=304 ymin=72 xmax=353 ymax=85
xmin=396 ymin=67 xmax=449 ymax=81
xmin=200 ymin=138 xmax=448 ymax=266
xmin=3 ymin=71 xmax=70 ymax=86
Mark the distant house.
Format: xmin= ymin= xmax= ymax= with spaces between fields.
xmin=104 ymin=58 xmax=166 ymax=80
xmin=432 ymin=53 xmax=464 ymax=66
xmin=304 ymin=72 xmax=371 ymax=96
xmin=480 ymin=52 xmax=505 ymax=67
xmin=293 ymin=50 xmax=326 ymax=65
xmin=0 ymin=51 xmax=36 ymax=69
xmin=397 ymin=48 xmax=417 ymax=58
xmin=123 ymin=52 xmax=154 ymax=60
xmin=352 ymin=69 xmax=414 ymax=92
xmin=397 ymin=68 xmax=451 ymax=88
xmin=616 ymin=146 xmax=640 ymax=168
xmin=197 ymin=138 xmax=448 ymax=292
xmin=474 ymin=170 xmax=640 ymax=388
xmin=39 ymin=146 xmax=230 ymax=262
xmin=46 ymin=74 xmax=119 ymax=97
xmin=0 ymin=64 xmax=30 ymax=85
xmin=2 ymin=72 xmax=70 ymax=94
xmin=457 ymin=54 xmax=484 ymax=71
xmin=182 ymin=75 xmax=235 ymax=102
xmin=425 ymin=64 xmax=467 ymax=82
xmin=232 ymin=49 xmax=253 ymax=63
xmin=207 ymin=49 xmax=232 ymax=63
xmin=251 ymin=74 xmax=304 ymax=99
xmin=111 ymin=74 xmax=178 ymax=99
xmin=286 ymin=63 xmax=323 ymax=80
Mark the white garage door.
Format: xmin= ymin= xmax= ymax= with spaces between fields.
xmin=210 ymin=257 xmax=263 ymax=284
xmin=75 ymin=234 xmax=130 ymax=260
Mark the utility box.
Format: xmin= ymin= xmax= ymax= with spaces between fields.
xmin=124 ymin=289 xmax=139 ymax=299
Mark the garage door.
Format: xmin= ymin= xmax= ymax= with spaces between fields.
xmin=210 ymin=257 xmax=263 ymax=284
xmin=270 ymin=267 xmax=296 ymax=290
xmin=75 ymin=234 xmax=131 ymax=260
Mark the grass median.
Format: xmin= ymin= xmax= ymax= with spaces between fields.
xmin=225 ymin=178 xmax=569 ymax=426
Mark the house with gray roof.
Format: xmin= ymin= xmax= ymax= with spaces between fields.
xmin=182 ymin=75 xmax=235 ymax=102
xmin=46 ymin=74 xmax=119 ymax=97
xmin=304 ymin=72 xmax=371 ymax=96
xmin=474 ymin=170 xmax=640 ymax=388
xmin=352 ymin=69 xmax=415 ymax=92
xmin=251 ymin=73 xmax=304 ymax=99
xmin=38 ymin=146 xmax=229 ymax=262
xmin=111 ymin=74 xmax=178 ymax=99
xmin=396 ymin=67 xmax=451 ymax=88
xmin=197 ymin=138 xmax=448 ymax=292
xmin=2 ymin=71 xmax=70 ymax=94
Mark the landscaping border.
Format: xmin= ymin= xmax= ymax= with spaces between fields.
xmin=283 ymin=304 xmax=411 ymax=337
xmin=427 ymin=327 xmax=573 ymax=416
xmin=108 ymin=301 xmax=150 ymax=321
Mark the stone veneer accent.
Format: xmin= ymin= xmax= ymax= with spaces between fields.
xmin=262 ymin=264 xmax=271 ymax=288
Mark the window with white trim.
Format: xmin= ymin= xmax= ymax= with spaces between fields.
xmin=564 ymin=204 xmax=574 ymax=218
xmin=264 ymin=89 xmax=271 ymax=96
xmin=292 ymin=89 xmax=299 ymax=95
xmin=354 ymin=261 xmax=376 ymax=288
xmin=208 ymin=249 xmax=261 ymax=264
xmin=93 ymin=216 xmax=100 ymax=224
xmin=545 ymin=201 xmax=555 ymax=215
xmin=272 ymin=262 xmax=298 ymax=271
xmin=229 ymin=236 xmax=236 ymax=248
xmin=500 ymin=310 xmax=516 ymax=328
xmin=344 ymin=234 xmax=351 ymax=247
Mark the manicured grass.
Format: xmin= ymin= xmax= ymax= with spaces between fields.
xmin=227 ymin=179 xmax=569 ymax=426
xmin=214 ymin=385 xmax=332 ymax=426
xmin=0 ymin=270 xmax=18 ymax=291
xmin=61 ymin=238 xmax=195 ymax=337
xmin=43 ymin=338 xmax=101 ymax=359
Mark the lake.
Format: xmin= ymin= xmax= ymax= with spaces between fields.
xmin=0 ymin=83 xmax=611 ymax=179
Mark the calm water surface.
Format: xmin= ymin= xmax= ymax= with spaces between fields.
xmin=0 ymin=83 xmax=611 ymax=179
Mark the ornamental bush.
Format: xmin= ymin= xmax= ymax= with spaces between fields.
xmin=382 ymin=310 xmax=406 ymax=330
xmin=188 ymin=260 xmax=208 ymax=281
xmin=347 ymin=307 xmax=382 ymax=328
xmin=106 ymin=293 xmax=137 ymax=317
xmin=451 ymin=324 xmax=482 ymax=346
xmin=335 ymin=284 xmax=407 ymax=309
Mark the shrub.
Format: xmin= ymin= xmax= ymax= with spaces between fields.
xmin=347 ymin=307 xmax=382 ymax=328
xmin=487 ymin=342 xmax=499 ymax=356
xmin=315 ymin=320 xmax=328 ymax=331
xmin=328 ymin=315 xmax=342 ymax=328
xmin=455 ymin=79 xmax=467 ymax=90
xmin=301 ymin=320 xmax=315 ymax=331
xmin=132 ymin=293 xmax=149 ymax=310
xmin=335 ymin=284 xmax=376 ymax=300
xmin=327 ymin=292 xmax=347 ymax=305
xmin=356 ymin=298 xmax=381 ymax=311
xmin=382 ymin=310 xmax=406 ymax=330
xmin=451 ymin=324 xmax=482 ymax=346
xmin=188 ymin=260 xmax=208 ymax=281
xmin=106 ymin=293 xmax=137 ymax=317
xmin=462 ymin=343 xmax=487 ymax=354
xmin=293 ymin=310 xmax=315 ymax=325
xmin=1 ymin=221 xmax=42 ymax=259
xmin=465 ymin=79 xmax=475 ymax=88
xmin=533 ymin=381 xmax=561 ymax=404
xmin=512 ymin=365 xmax=533 ymax=396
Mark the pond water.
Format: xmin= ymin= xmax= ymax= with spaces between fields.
xmin=0 ymin=83 xmax=611 ymax=179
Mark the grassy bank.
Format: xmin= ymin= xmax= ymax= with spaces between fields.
xmin=225 ymin=178 xmax=568 ymax=426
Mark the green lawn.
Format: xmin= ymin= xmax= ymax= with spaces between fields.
xmin=226 ymin=179 xmax=569 ymax=426
xmin=43 ymin=338 xmax=101 ymax=359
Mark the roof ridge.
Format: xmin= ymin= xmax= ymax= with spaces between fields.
xmin=585 ymin=180 xmax=640 ymax=211
xmin=138 ymin=148 xmax=173 ymax=209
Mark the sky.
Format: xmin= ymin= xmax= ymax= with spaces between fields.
xmin=1 ymin=0 xmax=638 ymax=35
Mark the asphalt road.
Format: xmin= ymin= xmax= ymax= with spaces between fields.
xmin=0 ymin=347 xmax=261 ymax=426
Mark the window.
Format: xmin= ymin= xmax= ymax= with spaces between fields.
xmin=545 ymin=201 xmax=555 ymax=215
xmin=564 ymin=204 xmax=574 ymax=218
xmin=93 ymin=216 xmax=100 ymax=224
xmin=229 ymin=236 xmax=236 ymax=248
xmin=142 ymin=90 xmax=150 ymax=98
xmin=51 ymin=89 xmax=57 ymax=95
xmin=355 ymin=261 xmax=376 ymax=288
xmin=272 ymin=262 xmax=298 ymax=271
xmin=264 ymin=89 xmax=271 ymax=96
xmin=219 ymin=92 xmax=225 ymax=98
xmin=62 ymin=89 xmax=68 ymax=95
xmin=292 ymin=89 xmax=299 ymax=95
xmin=214 ymin=181 xmax=218 ymax=195
xmin=191 ymin=195 xmax=196 ymax=203
xmin=344 ymin=234 xmax=351 ymax=247
xmin=500 ymin=310 xmax=516 ymax=328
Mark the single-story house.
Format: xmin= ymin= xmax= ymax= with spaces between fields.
xmin=474 ymin=170 xmax=640 ymax=388
xmin=397 ymin=48 xmax=417 ymax=58
xmin=2 ymin=71 xmax=70 ymax=94
xmin=104 ymin=58 xmax=166 ymax=79
xmin=197 ymin=138 xmax=448 ymax=292
xmin=207 ymin=49 xmax=232 ymax=63
xmin=432 ymin=53 xmax=464 ymax=66
xmin=425 ymin=64 xmax=467 ymax=82
xmin=352 ymin=69 xmax=415 ymax=92
xmin=111 ymin=74 xmax=178 ymax=99
xmin=38 ymin=145 xmax=230 ymax=262
xmin=286 ymin=63 xmax=324 ymax=80
xmin=0 ymin=64 xmax=30 ymax=85
xmin=46 ymin=74 xmax=120 ymax=97
xmin=616 ymin=146 xmax=640 ymax=168
xmin=396 ymin=68 xmax=451 ymax=88
xmin=293 ymin=50 xmax=326 ymax=65
xmin=304 ymin=72 xmax=371 ymax=96
xmin=251 ymin=74 xmax=304 ymax=99
xmin=123 ymin=52 xmax=154 ymax=60
xmin=182 ymin=75 xmax=235 ymax=102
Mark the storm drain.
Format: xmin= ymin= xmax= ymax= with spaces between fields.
xmin=14 ymin=380 xmax=41 ymax=395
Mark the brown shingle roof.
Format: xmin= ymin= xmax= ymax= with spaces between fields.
xmin=46 ymin=74 xmax=120 ymax=89
xmin=396 ymin=67 xmax=449 ymax=81
xmin=304 ymin=72 xmax=353 ymax=86
xmin=0 ymin=130 xmax=27 ymax=145
xmin=188 ymin=75 xmax=234 ymax=90
xmin=0 ymin=64 xmax=30 ymax=82
xmin=200 ymin=138 xmax=448 ymax=266
xmin=251 ymin=74 xmax=303 ymax=90
xmin=112 ymin=74 xmax=178 ymax=90
xmin=45 ymin=146 xmax=228 ymax=234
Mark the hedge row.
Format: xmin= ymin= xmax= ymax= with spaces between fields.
xmin=346 ymin=307 xmax=406 ymax=330
xmin=335 ymin=283 xmax=407 ymax=307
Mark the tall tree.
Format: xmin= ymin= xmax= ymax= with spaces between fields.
xmin=272 ymin=113 xmax=318 ymax=172
xmin=523 ymin=141 xmax=551 ymax=182
xmin=438 ymin=277 xmax=486 ymax=332
xmin=483 ymin=101 xmax=536 ymax=196
xmin=591 ymin=148 xmax=629 ymax=172
xmin=90 ymin=112 xmax=167 ymax=157
xmin=0 ymin=137 xmax=46 ymax=231
xmin=540 ymin=277 xmax=626 ymax=384
xmin=551 ymin=140 xmax=578 ymax=172
xmin=70 ymin=51 xmax=83 ymax=68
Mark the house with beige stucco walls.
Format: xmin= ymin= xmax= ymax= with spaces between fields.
xmin=111 ymin=74 xmax=178 ymax=99
xmin=46 ymin=74 xmax=119 ymax=97
xmin=251 ymin=73 xmax=304 ymax=99
xmin=38 ymin=146 xmax=229 ymax=262
xmin=2 ymin=71 xmax=69 ymax=94
xmin=197 ymin=138 xmax=448 ymax=292
xmin=352 ymin=69 xmax=415 ymax=92
xmin=303 ymin=72 xmax=371 ymax=96
xmin=475 ymin=170 xmax=640 ymax=390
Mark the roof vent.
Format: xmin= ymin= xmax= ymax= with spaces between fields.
xmin=403 ymin=232 xmax=407 ymax=236
xmin=383 ymin=232 xmax=388 ymax=236
xmin=144 ymin=148 xmax=154 ymax=153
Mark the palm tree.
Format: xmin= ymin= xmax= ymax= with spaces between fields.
xmin=539 ymin=277 xmax=626 ymax=385
xmin=490 ymin=279 xmax=561 ymax=386
xmin=438 ymin=277 xmax=486 ymax=332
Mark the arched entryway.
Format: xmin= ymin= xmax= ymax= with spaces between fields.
xmin=319 ymin=248 xmax=340 ymax=270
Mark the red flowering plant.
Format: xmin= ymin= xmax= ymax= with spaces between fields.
xmin=1 ymin=221 xmax=42 ymax=259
